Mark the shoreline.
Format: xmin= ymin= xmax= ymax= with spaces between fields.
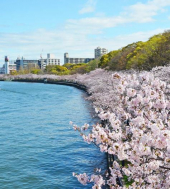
xmin=0 ymin=78 xmax=88 ymax=93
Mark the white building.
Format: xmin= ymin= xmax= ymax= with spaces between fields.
xmin=95 ymin=47 xmax=108 ymax=59
xmin=39 ymin=53 xmax=60 ymax=69
xmin=3 ymin=56 xmax=17 ymax=74
xmin=46 ymin=53 xmax=60 ymax=66
xmin=0 ymin=62 xmax=17 ymax=74
xmin=6 ymin=63 xmax=17 ymax=74
xmin=64 ymin=47 xmax=108 ymax=64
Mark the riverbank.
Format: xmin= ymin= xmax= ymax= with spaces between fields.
xmin=0 ymin=73 xmax=88 ymax=92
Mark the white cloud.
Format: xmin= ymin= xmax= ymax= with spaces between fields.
xmin=72 ymin=0 xmax=170 ymax=31
xmin=0 ymin=0 xmax=170 ymax=66
xmin=66 ymin=16 xmax=127 ymax=31
xmin=126 ymin=0 xmax=170 ymax=23
xmin=79 ymin=0 xmax=97 ymax=14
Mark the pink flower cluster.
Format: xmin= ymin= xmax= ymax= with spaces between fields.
xmin=72 ymin=69 xmax=170 ymax=188
xmin=73 ymin=172 xmax=105 ymax=189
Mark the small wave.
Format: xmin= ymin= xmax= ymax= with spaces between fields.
xmin=0 ymin=88 xmax=27 ymax=95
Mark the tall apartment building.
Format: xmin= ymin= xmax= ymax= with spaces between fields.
xmin=64 ymin=53 xmax=94 ymax=64
xmin=95 ymin=47 xmax=108 ymax=59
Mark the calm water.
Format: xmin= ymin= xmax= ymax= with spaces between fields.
xmin=0 ymin=81 xmax=105 ymax=189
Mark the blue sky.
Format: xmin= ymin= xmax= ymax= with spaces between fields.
xmin=0 ymin=0 xmax=170 ymax=65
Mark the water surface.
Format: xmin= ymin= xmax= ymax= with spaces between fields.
xmin=0 ymin=81 xmax=105 ymax=189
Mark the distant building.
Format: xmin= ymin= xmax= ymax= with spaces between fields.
xmin=46 ymin=53 xmax=60 ymax=66
xmin=64 ymin=53 xmax=94 ymax=64
xmin=5 ymin=63 xmax=17 ymax=74
xmin=0 ymin=56 xmax=17 ymax=74
xmin=38 ymin=59 xmax=47 ymax=70
xmin=39 ymin=53 xmax=60 ymax=69
xmin=0 ymin=65 xmax=5 ymax=74
xmin=15 ymin=54 xmax=60 ymax=71
xmin=15 ymin=57 xmax=39 ymax=71
xmin=95 ymin=47 xmax=108 ymax=59
xmin=64 ymin=47 xmax=108 ymax=64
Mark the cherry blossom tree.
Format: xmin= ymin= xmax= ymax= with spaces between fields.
xmin=71 ymin=68 xmax=170 ymax=188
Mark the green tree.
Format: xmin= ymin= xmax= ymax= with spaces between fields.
xmin=99 ymin=54 xmax=109 ymax=68
xmin=99 ymin=50 xmax=120 ymax=68
xmin=45 ymin=65 xmax=69 ymax=75
xmin=85 ymin=59 xmax=99 ymax=72
xmin=31 ymin=69 xmax=42 ymax=74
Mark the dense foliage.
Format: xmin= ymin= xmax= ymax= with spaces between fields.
xmin=45 ymin=65 xmax=70 ymax=75
xmin=99 ymin=30 xmax=170 ymax=71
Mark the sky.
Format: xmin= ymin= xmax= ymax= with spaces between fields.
xmin=0 ymin=0 xmax=170 ymax=66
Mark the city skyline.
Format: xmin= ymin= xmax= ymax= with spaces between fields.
xmin=0 ymin=0 xmax=170 ymax=66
